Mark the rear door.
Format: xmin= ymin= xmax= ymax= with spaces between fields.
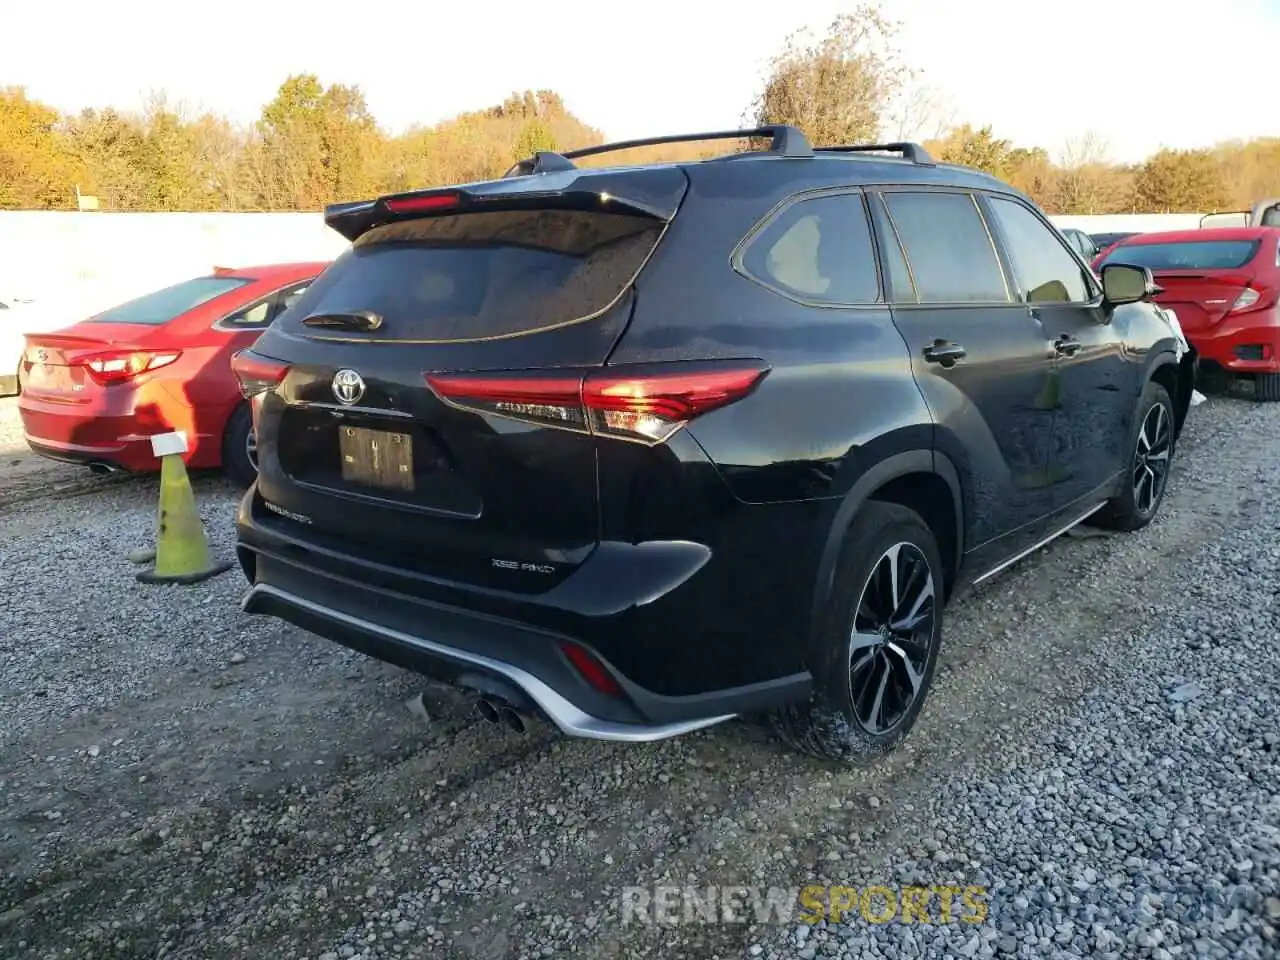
xmin=871 ymin=188 xmax=1059 ymax=569
xmin=248 ymin=172 xmax=683 ymax=593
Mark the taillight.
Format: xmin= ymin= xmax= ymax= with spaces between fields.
xmin=559 ymin=641 xmax=622 ymax=697
xmin=232 ymin=350 xmax=289 ymax=399
xmin=81 ymin=350 xmax=181 ymax=385
xmin=1230 ymin=288 xmax=1261 ymax=312
xmin=425 ymin=361 xmax=769 ymax=445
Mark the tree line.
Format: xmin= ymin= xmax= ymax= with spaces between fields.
xmin=3 ymin=5 xmax=1277 ymax=216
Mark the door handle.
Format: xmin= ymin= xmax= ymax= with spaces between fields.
xmin=1053 ymin=334 xmax=1082 ymax=357
xmin=922 ymin=339 xmax=967 ymax=367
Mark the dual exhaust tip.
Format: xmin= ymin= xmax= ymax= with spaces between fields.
xmin=475 ymin=697 xmax=526 ymax=734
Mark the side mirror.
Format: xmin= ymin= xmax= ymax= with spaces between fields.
xmin=1101 ymin=263 xmax=1158 ymax=306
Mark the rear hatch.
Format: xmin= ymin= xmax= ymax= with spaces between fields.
xmin=1099 ymin=236 xmax=1264 ymax=332
xmin=244 ymin=167 xmax=690 ymax=593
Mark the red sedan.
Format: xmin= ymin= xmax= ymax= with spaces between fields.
xmin=18 ymin=262 xmax=328 ymax=484
xmin=1094 ymin=228 xmax=1280 ymax=399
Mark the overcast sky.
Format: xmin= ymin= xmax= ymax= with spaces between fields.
xmin=7 ymin=0 xmax=1278 ymax=164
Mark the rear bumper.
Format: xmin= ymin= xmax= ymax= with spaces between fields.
xmin=18 ymin=398 xmax=221 ymax=472
xmin=1188 ymin=309 xmax=1280 ymax=373
xmin=236 ymin=493 xmax=810 ymax=741
xmin=242 ymin=582 xmax=734 ymax=742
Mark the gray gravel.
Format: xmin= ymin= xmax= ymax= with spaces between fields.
xmin=0 ymin=389 xmax=1277 ymax=960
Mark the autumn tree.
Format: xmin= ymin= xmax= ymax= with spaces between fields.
xmin=2 ymin=71 xmax=1278 ymax=215
xmin=929 ymin=124 xmax=1014 ymax=176
xmin=1052 ymin=132 xmax=1133 ymax=214
xmin=0 ymin=87 xmax=80 ymax=209
xmin=748 ymin=3 xmax=911 ymax=145
xmin=247 ymin=74 xmax=383 ymax=210
xmin=1134 ymin=148 xmax=1230 ymax=213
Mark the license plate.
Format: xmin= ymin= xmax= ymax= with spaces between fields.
xmin=339 ymin=426 xmax=414 ymax=492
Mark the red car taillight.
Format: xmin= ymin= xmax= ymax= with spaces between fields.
xmin=232 ymin=350 xmax=290 ymax=399
xmin=1230 ymin=287 xmax=1262 ymax=313
xmin=80 ymin=350 xmax=181 ymax=386
xmin=425 ymin=361 xmax=770 ymax=445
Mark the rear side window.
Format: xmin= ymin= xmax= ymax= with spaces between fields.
xmin=986 ymin=197 xmax=1093 ymax=304
xmin=1100 ymin=240 xmax=1260 ymax=271
xmin=89 ymin=276 xmax=251 ymax=325
xmin=882 ymin=192 xmax=1009 ymax=303
xmin=283 ymin=210 xmax=664 ymax=341
xmin=738 ymin=193 xmax=879 ymax=303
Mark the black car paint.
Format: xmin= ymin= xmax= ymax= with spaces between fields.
xmin=235 ymin=151 xmax=1188 ymax=733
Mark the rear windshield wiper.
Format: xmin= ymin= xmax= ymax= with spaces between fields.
xmin=301 ymin=310 xmax=384 ymax=332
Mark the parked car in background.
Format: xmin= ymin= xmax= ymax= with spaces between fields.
xmin=1094 ymin=228 xmax=1280 ymax=399
xmin=1090 ymin=231 xmax=1140 ymax=252
xmin=19 ymin=262 xmax=327 ymax=484
xmin=233 ymin=126 xmax=1193 ymax=762
xmin=0 ymin=295 xmax=78 ymax=398
xmin=1060 ymin=227 xmax=1100 ymax=262
xmin=1199 ymin=198 xmax=1280 ymax=229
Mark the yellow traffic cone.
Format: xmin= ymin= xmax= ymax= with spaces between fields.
xmin=136 ymin=431 xmax=233 ymax=585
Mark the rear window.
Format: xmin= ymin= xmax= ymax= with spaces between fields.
xmin=284 ymin=209 xmax=664 ymax=341
xmin=88 ymin=276 xmax=251 ymax=325
xmin=1100 ymin=240 xmax=1260 ymax=271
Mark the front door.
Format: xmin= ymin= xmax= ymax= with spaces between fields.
xmin=981 ymin=194 xmax=1136 ymax=514
xmin=871 ymin=189 xmax=1060 ymax=571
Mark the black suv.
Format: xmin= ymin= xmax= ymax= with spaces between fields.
xmin=233 ymin=126 xmax=1194 ymax=762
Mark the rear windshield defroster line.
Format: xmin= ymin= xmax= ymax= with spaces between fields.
xmin=283 ymin=208 xmax=666 ymax=343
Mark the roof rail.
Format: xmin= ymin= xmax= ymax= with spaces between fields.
xmin=503 ymin=125 xmax=814 ymax=178
xmin=816 ymin=142 xmax=935 ymax=165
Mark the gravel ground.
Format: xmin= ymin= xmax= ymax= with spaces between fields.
xmin=0 ymin=390 xmax=1277 ymax=960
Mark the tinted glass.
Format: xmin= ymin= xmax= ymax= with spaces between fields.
xmin=740 ymin=193 xmax=879 ymax=303
xmin=282 ymin=210 xmax=663 ymax=341
xmin=1099 ymin=240 xmax=1260 ymax=271
xmin=987 ymin=198 xmax=1092 ymax=303
xmin=883 ymin=193 xmax=1009 ymax=303
xmin=90 ymin=276 xmax=250 ymax=325
xmin=869 ymin=195 xmax=915 ymax=301
xmin=225 ymin=300 xmax=273 ymax=326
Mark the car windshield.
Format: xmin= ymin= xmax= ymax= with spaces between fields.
xmin=89 ymin=276 xmax=251 ymax=325
xmin=1100 ymin=239 xmax=1260 ymax=271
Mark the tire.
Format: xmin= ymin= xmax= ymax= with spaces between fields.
xmin=221 ymin=404 xmax=258 ymax=488
xmin=1091 ymin=380 xmax=1174 ymax=532
xmin=1255 ymin=373 xmax=1280 ymax=402
xmin=772 ymin=501 xmax=945 ymax=764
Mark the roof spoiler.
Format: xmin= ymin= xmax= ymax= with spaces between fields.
xmin=324 ymin=166 xmax=690 ymax=243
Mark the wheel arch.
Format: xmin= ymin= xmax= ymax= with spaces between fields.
xmin=811 ymin=450 xmax=964 ymax=629
xmin=1146 ymin=349 xmax=1192 ymax=439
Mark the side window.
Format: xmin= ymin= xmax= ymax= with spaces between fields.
xmin=882 ymin=192 xmax=1009 ymax=303
xmin=739 ymin=193 xmax=880 ymax=304
xmin=868 ymin=194 xmax=916 ymax=302
xmin=280 ymin=283 xmax=310 ymax=312
xmin=986 ymin=197 xmax=1093 ymax=304
xmin=223 ymin=299 xmax=273 ymax=327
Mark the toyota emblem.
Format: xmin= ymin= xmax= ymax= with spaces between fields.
xmin=332 ymin=369 xmax=366 ymax=405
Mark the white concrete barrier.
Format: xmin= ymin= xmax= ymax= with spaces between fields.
xmin=0 ymin=211 xmax=350 ymax=320
xmin=0 ymin=209 xmax=1205 ymax=322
